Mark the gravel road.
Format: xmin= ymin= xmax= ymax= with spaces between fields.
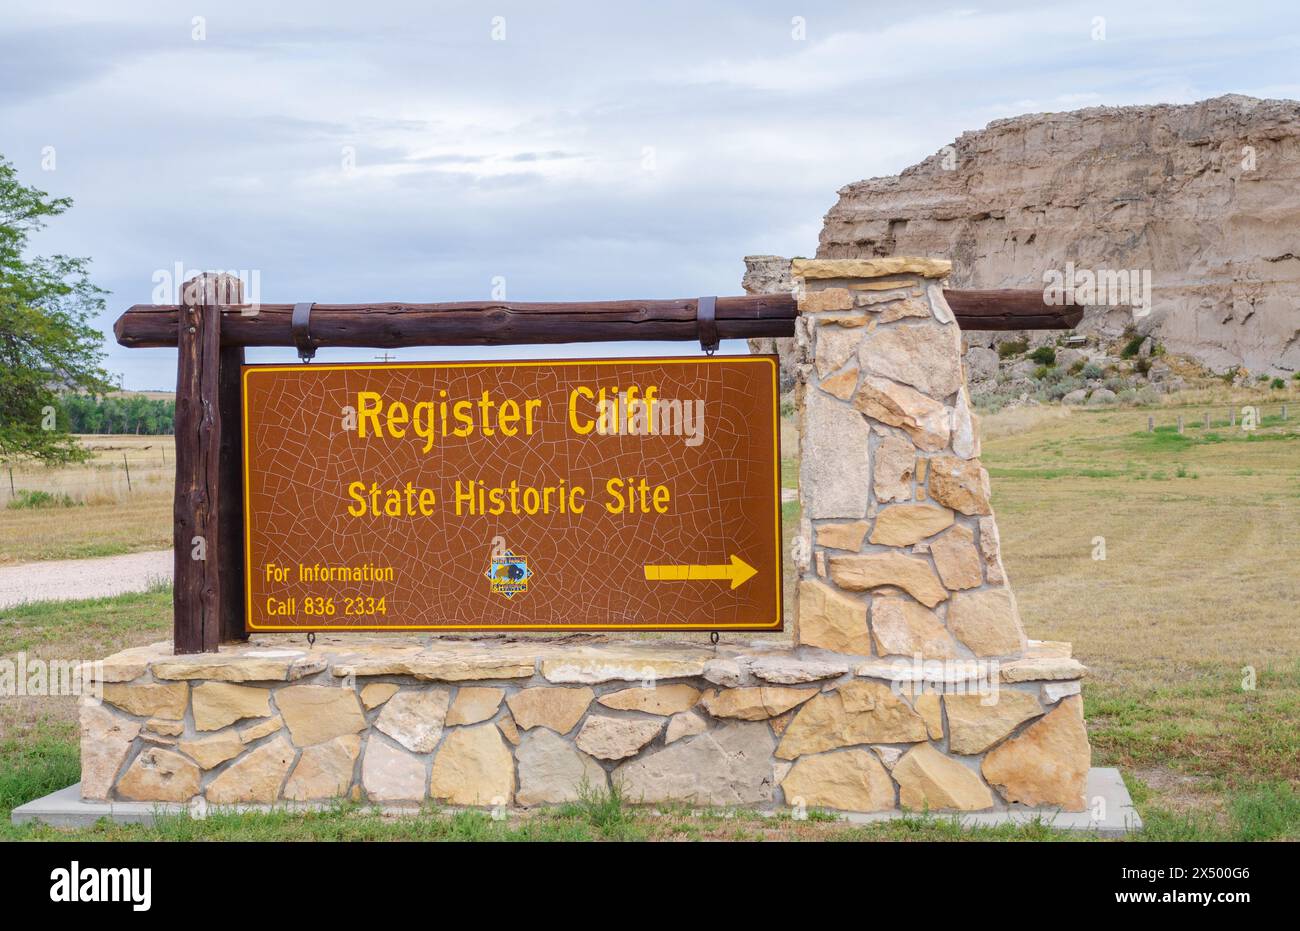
xmin=0 ymin=549 xmax=172 ymax=610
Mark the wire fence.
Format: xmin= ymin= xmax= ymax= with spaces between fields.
xmin=4 ymin=440 xmax=176 ymax=506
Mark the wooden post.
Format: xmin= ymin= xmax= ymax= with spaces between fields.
xmin=173 ymin=273 xmax=237 ymax=653
xmin=218 ymin=339 xmax=247 ymax=643
xmin=1204 ymin=412 xmax=1210 ymax=429
xmin=1177 ymin=415 xmax=1184 ymax=434
xmin=122 ymin=452 xmax=132 ymax=492
xmin=1147 ymin=416 xmax=1154 ymax=432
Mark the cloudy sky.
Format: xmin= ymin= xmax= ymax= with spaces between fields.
xmin=4 ymin=0 xmax=1298 ymax=389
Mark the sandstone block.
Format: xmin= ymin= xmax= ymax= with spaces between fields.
xmin=982 ymin=696 xmax=1090 ymax=811
xmin=947 ymin=588 xmax=1027 ymax=657
xmin=665 ymin=710 xmax=708 ymax=744
xmin=238 ymin=715 xmax=284 ymax=744
xmin=791 ymin=257 xmax=952 ymax=279
xmin=802 ymin=387 xmax=871 ymax=519
xmin=284 ymin=734 xmax=361 ymax=801
xmin=117 ymin=747 xmax=201 ymax=803
xmin=101 ymin=682 xmax=188 ymax=720
xmin=928 ymin=524 xmax=983 ymax=589
xmin=868 ymin=503 xmax=954 ymax=545
xmin=780 ymin=748 xmax=895 ymax=812
xmin=374 ymin=687 xmax=451 ymax=753
xmin=928 ymin=455 xmax=991 ymax=515
xmin=516 ymin=729 xmax=607 ymax=806
xmin=192 ymin=683 xmax=271 ymax=731
xmin=869 ymin=595 xmax=959 ymax=658
xmin=206 ymin=735 xmax=296 ymax=804
xmin=575 ymin=716 xmax=662 ymax=760
xmin=80 ymin=702 xmax=141 ymax=800
xmin=892 ymin=743 xmax=994 ymax=811
xmin=614 ymin=721 xmax=776 ymax=807
xmin=360 ymin=682 xmax=399 ymax=710
xmin=776 ymin=681 xmax=928 ymax=758
xmin=506 ymin=686 xmax=594 ymax=734
xmin=798 ymin=287 xmax=853 ymax=312
xmin=873 ymin=433 xmax=917 ymax=502
xmin=446 ymin=687 xmax=505 ymax=725
xmin=795 ymin=579 xmax=871 ymax=653
xmin=429 ymin=724 xmax=516 ymax=806
xmin=945 ymin=691 xmax=1044 ymax=754
xmin=853 ymin=376 xmax=950 ymax=451
xmin=698 ymin=686 xmax=818 ymax=721
xmin=914 ymin=692 xmax=944 ymax=740
xmin=179 ymin=732 xmax=244 ymax=770
xmin=858 ymin=322 xmax=963 ymax=400
xmin=597 ymin=684 xmax=700 ymax=716
xmin=276 ymin=684 xmax=367 ymax=747
xmin=977 ymin=516 xmax=1006 ymax=583
xmin=362 ymin=739 xmax=426 ymax=802
xmin=829 ymin=552 xmax=948 ymax=607
xmin=816 ymin=520 xmax=869 ymax=551
xmin=744 ymin=655 xmax=848 ymax=684
xmin=818 ymin=367 xmax=859 ymax=400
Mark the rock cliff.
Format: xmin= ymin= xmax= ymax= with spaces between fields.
xmin=816 ymin=95 xmax=1300 ymax=376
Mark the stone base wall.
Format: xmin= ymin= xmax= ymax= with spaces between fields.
xmin=80 ymin=635 xmax=1089 ymax=813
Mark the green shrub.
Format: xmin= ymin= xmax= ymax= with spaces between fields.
xmin=1028 ymin=346 xmax=1056 ymax=366
xmin=1271 ymin=377 xmax=1286 ymax=390
xmin=1293 ymin=372 xmax=1300 ymax=381
xmin=1033 ymin=365 xmax=1054 ymax=381
xmin=1120 ymin=335 xmax=1145 ymax=358
xmin=1134 ymin=356 xmax=1152 ymax=376
xmin=6 ymin=489 xmax=80 ymax=510
xmin=1068 ymin=359 xmax=1086 ymax=375
xmin=1081 ymin=362 xmax=1104 ymax=379
xmin=997 ymin=339 xmax=1029 ymax=359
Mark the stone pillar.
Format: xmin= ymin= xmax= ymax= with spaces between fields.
xmin=790 ymin=257 xmax=1025 ymax=661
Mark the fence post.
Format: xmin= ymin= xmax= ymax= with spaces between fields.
xmin=1147 ymin=415 xmax=1154 ymax=432
xmin=1230 ymin=408 xmax=1236 ymax=427
xmin=1177 ymin=415 xmax=1183 ymax=434
xmin=122 ymin=452 xmax=132 ymax=492
xmin=173 ymin=273 xmax=235 ymax=653
xmin=1204 ymin=412 xmax=1210 ymax=429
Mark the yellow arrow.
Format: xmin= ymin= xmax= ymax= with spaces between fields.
xmin=644 ymin=555 xmax=758 ymax=590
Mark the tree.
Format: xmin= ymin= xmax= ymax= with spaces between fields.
xmin=0 ymin=156 xmax=113 ymax=464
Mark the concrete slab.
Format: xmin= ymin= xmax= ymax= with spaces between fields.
xmin=833 ymin=767 xmax=1143 ymax=836
xmin=14 ymin=768 xmax=1141 ymax=835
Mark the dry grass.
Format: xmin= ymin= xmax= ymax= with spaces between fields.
xmin=0 ymin=435 xmax=174 ymax=564
xmin=982 ymin=392 xmax=1300 ymax=829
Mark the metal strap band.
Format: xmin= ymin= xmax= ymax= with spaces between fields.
xmin=291 ymin=302 xmax=316 ymax=362
xmin=696 ymin=296 xmax=719 ymax=353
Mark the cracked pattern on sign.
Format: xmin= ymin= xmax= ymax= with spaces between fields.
xmin=242 ymin=357 xmax=781 ymax=630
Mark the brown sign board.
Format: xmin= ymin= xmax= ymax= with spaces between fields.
xmin=241 ymin=356 xmax=781 ymax=631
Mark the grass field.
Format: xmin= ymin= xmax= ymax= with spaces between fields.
xmin=0 ymin=435 xmax=174 ymax=564
xmin=1 ymin=390 xmax=1297 ymax=840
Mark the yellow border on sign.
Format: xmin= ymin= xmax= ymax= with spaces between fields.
xmin=241 ymin=355 xmax=783 ymax=632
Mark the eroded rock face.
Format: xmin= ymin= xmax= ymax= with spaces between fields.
xmin=816 ymin=95 xmax=1300 ymax=376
